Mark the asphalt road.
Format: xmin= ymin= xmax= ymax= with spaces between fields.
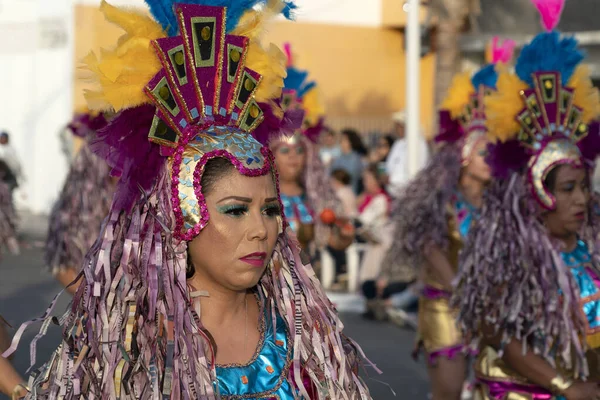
xmin=0 ymin=214 xmax=429 ymax=399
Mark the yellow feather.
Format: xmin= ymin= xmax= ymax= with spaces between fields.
xmin=246 ymin=43 xmax=286 ymax=102
xmin=441 ymin=71 xmax=475 ymax=119
xmin=82 ymin=1 xmax=165 ymax=111
xmin=232 ymin=1 xmax=288 ymax=106
xmin=233 ymin=0 xmax=285 ymax=40
xmin=485 ymin=71 xmax=528 ymax=142
xmin=567 ymin=65 xmax=600 ymax=124
xmin=302 ymin=87 xmax=326 ymax=127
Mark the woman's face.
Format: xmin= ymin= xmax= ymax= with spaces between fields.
xmin=377 ymin=138 xmax=391 ymax=159
xmin=188 ymin=170 xmax=281 ymax=292
xmin=274 ymin=142 xmax=306 ymax=183
xmin=340 ymin=134 xmax=352 ymax=154
xmin=543 ymin=164 xmax=589 ymax=238
xmin=464 ymin=139 xmax=491 ymax=183
xmin=363 ymin=170 xmax=380 ymax=194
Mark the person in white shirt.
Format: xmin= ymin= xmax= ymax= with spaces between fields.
xmin=385 ymin=111 xmax=429 ymax=198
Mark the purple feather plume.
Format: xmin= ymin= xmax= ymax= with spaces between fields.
xmin=67 ymin=113 xmax=108 ymax=138
xmin=486 ymin=139 xmax=530 ymax=179
xmin=578 ymin=121 xmax=600 ymax=165
xmin=383 ymin=144 xmax=462 ymax=269
xmin=252 ymin=101 xmax=304 ymax=146
xmin=303 ymin=117 xmax=324 ymax=144
xmin=90 ymin=105 xmax=164 ymax=212
xmin=434 ymin=110 xmax=464 ymax=144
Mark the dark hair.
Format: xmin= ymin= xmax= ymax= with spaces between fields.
xmin=544 ymin=166 xmax=560 ymax=193
xmin=199 ymin=157 xmax=237 ymax=195
xmin=331 ymin=168 xmax=352 ymax=186
xmin=341 ymin=129 xmax=367 ymax=156
xmin=381 ymin=135 xmax=395 ymax=149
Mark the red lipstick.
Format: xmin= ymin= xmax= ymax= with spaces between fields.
xmin=575 ymin=211 xmax=585 ymax=220
xmin=240 ymin=252 xmax=267 ymax=267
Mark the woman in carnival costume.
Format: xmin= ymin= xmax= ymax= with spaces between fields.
xmin=4 ymin=0 xmax=375 ymax=398
xmin=453 ymin=1 xmax=600 ymax=399
xmin=267 ymin=45 xmax=355 ymax=289
xmin=267 ymin=43 xmax=341 ymax=252
xmin=383 ymin=37 xmax=515 ymax=400
xmin=45 ymin=111 xmax=116 ymax=294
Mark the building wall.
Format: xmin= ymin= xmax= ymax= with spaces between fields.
xmin=0 ymin=0 xmax=73 ymax=214
xmin=73 ymin=4 xmax=437 ymax=134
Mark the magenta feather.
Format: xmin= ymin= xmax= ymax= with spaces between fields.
xmin=486 ymin=139 xmax=530 ymax=179
xmin=434 ymin=110 xmax=464 ymax=144
xmin=90 ymin=105 xmax=165 ymax=211
xmin=578 ymin=121 xmax=600 ymax=165
xmin=67 ymin=113 xmax=108 ymax=138
xmin=252 ymin=101 xmax=304 ymax=146
xmin=530 ymin=0 xmax=566 ymax=32
xmin=303 ymin=117 xmax=324 ymax=144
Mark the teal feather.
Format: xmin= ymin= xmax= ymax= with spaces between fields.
xmin=515 ymin=31 xmax=584 ymax=87
xmin=471 ymin=64 xmax=498 ymax=90
xmin=144 ymin=0 xmax=297 ymax=36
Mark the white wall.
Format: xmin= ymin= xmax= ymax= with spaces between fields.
xmin=74 ymin=0 xmax=383 ymax=26
xmin=0 ymin=0 xmax=73 ymax=214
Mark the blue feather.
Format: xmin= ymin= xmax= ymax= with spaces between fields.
xmin=282 ymin=1 xmax=297 ymax=19
xmin=471 ymin=64 xmax=498 ymax=90
xmin=284 ymin=66 xmax=316 ymax=99
xmin=145 ymin=0 xmax=297 ymax=36
xmin=515 ymin=31 xmax=584 ymax=87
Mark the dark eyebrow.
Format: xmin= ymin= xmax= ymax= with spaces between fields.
xmin=217 ymin=196 xmax=279 ymax=204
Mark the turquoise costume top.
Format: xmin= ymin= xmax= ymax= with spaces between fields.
xmin=280 ymin=194 xmax=314 ymax=234
xmin=216 ymin=305 xmax=294 ymax=399
xmin=563 ymin=240 xmax=600 ymax=335
xmin=452 ymin=191 xmax=478 ymax=239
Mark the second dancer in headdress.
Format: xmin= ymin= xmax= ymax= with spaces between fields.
xmin=454 ymin=1 xmax=600 ymax=398
xmin=382 ymin=38 xmax=515 ymax=399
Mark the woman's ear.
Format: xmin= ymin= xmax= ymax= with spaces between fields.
xmin=186 ymin=249 xmax=195 ymax=279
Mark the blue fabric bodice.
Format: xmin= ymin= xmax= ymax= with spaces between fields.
xmin=215 ymin=308 xmax=294 ymax=399
xmin=563 ymin=240 xmax=600 ymax=330
xmin=280 ymin=193 xmax=313 ymax=233
xmin=453 ymin=191 xmax=478 ymax=239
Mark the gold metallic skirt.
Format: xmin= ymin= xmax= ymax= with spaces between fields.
xmin=417 ymin=292 xmax=465 ymax=364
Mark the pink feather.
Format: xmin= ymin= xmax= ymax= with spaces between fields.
xmin=491 ymin=36 xmax=517 ymax=64
xmin=283 ymin=42 xmax=293 ymax=67
xmin=530 ymin=0 xmax=565 ymax=32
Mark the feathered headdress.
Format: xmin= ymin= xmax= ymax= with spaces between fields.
xmin=382 ymin=38 xmax=515 ymax=272
xmin=437 ymin=37 xmax=516 ymax=164
xmin=485 ymin=0 xmax=600 ymax=209
xmin=86 ymin=0 xmax=302 ymax=215
xmin=275 ymin=42 xmax=326 ymax=144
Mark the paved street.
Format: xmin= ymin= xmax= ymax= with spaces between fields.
xmin=0 ymin=214 xmax=429 ymax=399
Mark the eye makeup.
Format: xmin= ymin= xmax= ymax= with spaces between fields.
xmin=217 ymin=204 xmax=248 ymax=217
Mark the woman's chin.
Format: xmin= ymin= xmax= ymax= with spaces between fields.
xmin=226 ymin=270 xmax=265 ymax=291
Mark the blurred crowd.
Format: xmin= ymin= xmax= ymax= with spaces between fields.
xmin=317 ymin=111 xmax=429 ymax=328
